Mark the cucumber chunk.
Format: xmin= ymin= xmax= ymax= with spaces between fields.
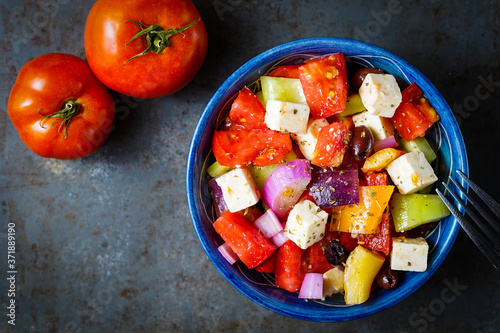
xmin=260 ymin=76 xmax=307 ymax=106
xmin=399 ymin=137 xmax=437 ymax=163
xmin=207 ymin=161 xmax=233 ymax=178
xmin=336 ymin=94 xmax=366 ymax=118
xmin=255 ymin=90 xmax=266 ymax=107
xmin=390 ymin=193 xmax=450 ymax=232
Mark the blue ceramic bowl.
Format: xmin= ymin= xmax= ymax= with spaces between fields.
xmin=186 ymin=38 xmax=468 ymax=321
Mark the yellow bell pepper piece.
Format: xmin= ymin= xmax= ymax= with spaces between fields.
xmin=330 ymin=186 xmax=394 ymax=234
xmin=344 ymin=245 xmax=385 ymax=305
xmin=361 ymin=148 xmax=406 ymax=174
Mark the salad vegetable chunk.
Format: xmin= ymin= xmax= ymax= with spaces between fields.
xmin=207 ymin=53 xmax=450 ymax=305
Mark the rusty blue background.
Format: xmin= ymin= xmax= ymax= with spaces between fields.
xmin=1 ymin=0 xmax=499 ymax=332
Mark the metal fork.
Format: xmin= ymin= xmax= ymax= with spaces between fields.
xmin=436 ymin=170 xmax=500 ymax=271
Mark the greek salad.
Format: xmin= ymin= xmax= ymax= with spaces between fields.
xmin=207 ymin=53 xmax=450 ymax=305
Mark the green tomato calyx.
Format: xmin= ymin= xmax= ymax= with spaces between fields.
xmin=122 ymin=18 xmax=200 ymax=65
xmin=38 ymin=99 xmax=81 ymax=139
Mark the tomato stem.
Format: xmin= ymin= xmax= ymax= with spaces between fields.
xmin=122 ymin=18 xmax=200 ymax=65
xmin=38 ymin=99 xmax=81 ymax=139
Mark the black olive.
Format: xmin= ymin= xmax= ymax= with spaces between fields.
xmin=350 ymin=125 xmax=374 ymax=161
xmin=376 ymin=262 xmax=399 ymax=290
xmin=324 ymin=240 xmax=348 ymax=266
xmin=351 ymin=67 xmax=385 ymax=92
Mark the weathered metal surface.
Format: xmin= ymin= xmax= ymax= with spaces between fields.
xmin=0 ymin=0 xmax=499 ymax=332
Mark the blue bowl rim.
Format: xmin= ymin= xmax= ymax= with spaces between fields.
xmin=186 ymin=37 xmax=469 ymax=321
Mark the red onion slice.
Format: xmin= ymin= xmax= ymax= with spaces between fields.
xmin=262 ymin=159 xmax=312 ymax=217
xmin=374 ymin=135 xmax=398 ymax=152
xmin=208 ymin=178 xmax=228 ymax=217
xmin=298 ymin=273 xmax=324 ymax=299
xmin=308 ymin=164 xmax=359 ymax=208
xmin=218 ymin=243 xmax=239 ymax=265
xmin=253 ymin=209 xmax=283 ymax=238
xmin=271 ymin=230 xmax=289 ymax=247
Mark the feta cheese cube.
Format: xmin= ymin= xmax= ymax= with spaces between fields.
xmin=265 ymin=100 xmax=310 ymax=133
xmin=322 ymin=266 xmax=344 ymax=299
xmin=352 ymin=111 xmax=395 ymax=142
xmin=291 ymin=118 xmax=329 ymax=160
xmin=359 ymin=74 xmax=402 ymax=118
xmin=284 ymin=200 xmax=328 ymax=249
xmin=386 ymin=151 xmax=438 ymax=194
xmin=391 ymin=237 xmax=429 ymax=272
xmin=215 ymin=168 xmax=259 ymax=213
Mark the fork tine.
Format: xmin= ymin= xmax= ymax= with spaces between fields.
xmin=441 ymin=182 xmax=499 ymax=249
xmin=436 ymin=189 xmax=500 ymax=270
xmin=448 ymin=176 xmax=500 ymax=236
xmin=457 ymin=170 xmax=500 ymax=220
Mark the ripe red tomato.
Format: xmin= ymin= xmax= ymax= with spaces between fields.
xmin=84 ymin=0 xmax=208 ymax=98
xmin=337 ymin=232 xmax=358 ymax=252
xmin=303 ymin=225 xmax=337 ymax=274
xmin=255 ymin=251 xmax=277 ymax=273
xmin=267 ymin=65 xmax=301 ymax=79
xmin=363 ymin=171 xmax=390 ymax=186
xmin=275 ymin=240 xmax=305 ymax=292
xmin=212 ymin=129 xmax=292 ymax=167
xmin=223 ymin=87 xmax=267 ymax=131
xmin=391 ymin=83 xmax=440 ymax=141
xmin=213 ymin=211 xmax=276 ymax=269
xmin=7 ymin=53 xmax=115 ymax=160
xmin=299 ymin=53 xmax=349 ymax=119
xmin=311 ymin=122 xmax=352 ymax=168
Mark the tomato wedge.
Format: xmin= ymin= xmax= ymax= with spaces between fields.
xmin=311 ymin=122 xmax=352 ymax=168
xmin=299 ymin=53 xmax=348 ymax=119
xmin=255 ymin=251 xmax=277 ymax=273
xmin=268 ymin=65 xmax=301 ymax=79
xmin=223 ymin=87 xmax=267 ymax=131
xmin=400 ymin=82 xmax=423 ymax=104
xmin=274 ymin=240 xmax=305 ymax=292
xmin=338 ymin=232 xmax=359 ymax=252
xmin=213 ymin=211 xmax=276 ymax=269
xmin=391 ymin=83 xmax=440 ymax=141
xmin=363 ymin=172 xmax=390 ymax=187
xmin=212 ymin=129 xmax=292 ymax=167
xmin=275 ymin=225 xmax=340 ymax=292
xmin=303 ymin=224 xmax=337 ymax=274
